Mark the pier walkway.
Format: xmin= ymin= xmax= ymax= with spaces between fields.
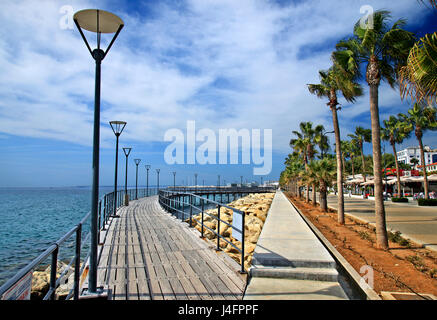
xmin=95 ymin=196 xmax=246 ymax=300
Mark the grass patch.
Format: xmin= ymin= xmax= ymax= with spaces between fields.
xmin=388 ymin=231 xmax=411 ymax=247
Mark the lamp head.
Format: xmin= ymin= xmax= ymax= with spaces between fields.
xmin=73 ymin=9 xmax=124 ymax=60
xmin=145 ymin=165 xmax=151 ymax=170
xmin=122 ymin=147 xmax=132 ymax=157
xmin=73 ymin=9 xmax=124 ymax=34
xmin=109 ymin=121 xmax=127 ymax=136
xmin=134 ymin=159 xmax=141 ymax=165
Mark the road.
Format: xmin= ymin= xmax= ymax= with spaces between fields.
xmin=325 ymin=194 xmax=437 ymax=252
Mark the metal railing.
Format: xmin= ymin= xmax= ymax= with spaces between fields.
xmin=0 ymin=187 xmax=157 ymax=300
xmin=167 ymin=186 xmax=277 ymax=193
xmin=158 ymin=188 xmax=277 ymax=274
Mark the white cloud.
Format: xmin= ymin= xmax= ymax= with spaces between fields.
xmin=0 ymin=0 xmax=429 ymax=154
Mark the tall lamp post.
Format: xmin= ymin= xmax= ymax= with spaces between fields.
xmin=145 ymin=165 xmax=151 ymax=196
xmin=134 ymin=159 xmax=141 ymax=200
xmin=194 ymin=173 xmax=198 ymax=187
xmin=109 ymin=121 xmax=126 ymax=217
xmin=123 ymin=147 xmax=132 ymax=205
xmin=218 ymin=175 xmax=221 ymax=188
xmin=73 ymin=9 xmax=124 ymax=294
xmin=321 ymin=130 xmax=335 ymax=159
xmin=172 ymin=171 xmax=177 ymax=189
xmin=156 ymin=169 xmax=161 ymax=191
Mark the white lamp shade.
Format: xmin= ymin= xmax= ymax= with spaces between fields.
xmin=74 ymin=9 xmax=124 ymax=34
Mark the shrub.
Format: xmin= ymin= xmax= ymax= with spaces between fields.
xmin=388 ymin=231 xmax=411 ymax=247
xmin=392 ymin=197 xmax=409 ymax=203
xmin=418 ymin=199 xmax=437 ymax=206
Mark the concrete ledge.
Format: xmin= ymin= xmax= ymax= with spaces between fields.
xmin=244 ymin=278 xmax=348 ymax=300
xmin=250 ymin=266 xmax=339 ymax=282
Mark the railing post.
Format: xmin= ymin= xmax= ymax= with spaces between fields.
xmin=216 ymin=205 xmax=221 ymax=251
xmin=102 ymin=195 xmax=107 ymax=231
xmin=74 ymin=224 xmax=82 ymax=300
xmin=97 ymin=200 xmax=102 ymax=244
xmin=189 ymin=195 xmax=193 ymax=227
xmin=49 ymin=245 xmax=59 ymax=300
xmin=201 ymin=199 xmax=205 ymax=239
xmin=241 ymin=210 xmax=246 ymax=274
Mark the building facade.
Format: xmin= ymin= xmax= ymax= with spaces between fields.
xmin=397 ymin=146 xmax=437 ymax=167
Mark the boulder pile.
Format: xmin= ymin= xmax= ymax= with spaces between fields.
xmin=31 ymin=261 xmax=77 ymax=300
xmin=190 ymin=193 xmax=275 ymax=271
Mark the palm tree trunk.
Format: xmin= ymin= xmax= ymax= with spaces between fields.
xmin=360 ymin=146 xmax=367 ymax=182
xmin=391 ymin=143 xmax=402 ymax=198
xmin=351 ymin=155 xmax=355 ymax=178
xmin=369 ymin=83 xmax=389 ymax=250
xmin=304 ymin=160 xmax=310 ymax=203
xmin=331 ymin=106 xmax=345 ymax=224
xmin=417 ymin=134 xmax=430 ymax=199
xmin=320 ymin=182 xmax=328 ymax=212
xmin=312 ymin=184 xmax=317 ymax=206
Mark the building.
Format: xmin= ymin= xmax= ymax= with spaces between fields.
xmin=417 ymin=162 xmax=437 ymax=173
xmin=397 ymin=146 xmax=437 ymax=167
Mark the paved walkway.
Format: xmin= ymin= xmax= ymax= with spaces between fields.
xmin=244 ymin=191 xmax=349 ymax=300
xmin=95 ymin=196 xmax=246 ymax=300
xmin=326 ymin=194 xmax=437 ymax=252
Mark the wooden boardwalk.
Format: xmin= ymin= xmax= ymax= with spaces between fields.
xmin=96 ymin=196 xmax=247 ymax=300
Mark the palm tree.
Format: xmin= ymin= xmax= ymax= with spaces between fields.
xmin=290 ymin=130 xmax=310 ymax=202
xmin=346 ymin=140 xmax=360 ymax=178
xmin=284 ymin=152 xmax=305 ymax=197
xmin=334 ymin=10 xmax=415 ymax=250
xmin=399 ymin=103 xmax=437 ymax=199
xmin=308 ymin=65 xmax=363 ymax=224
xmin=399 ymin=31 xmax=437 ymax=105
xmin=381 ymin=116 xmax=411 ymax=198
xmin=411 ymin=157 xmax=420 ymax=170
xmin=348 ymin=126 xmax=372 ymax=182
xmin=290 ymin=122 xmax=322 ymax=205
xmin=307 ymin=159 xmax=337 ymax=212
xmin=340 ymin=140 xmax=350 ymax=177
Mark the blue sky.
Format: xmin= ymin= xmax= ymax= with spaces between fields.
xmin=0 ymin=0 xmax=436 ymax=187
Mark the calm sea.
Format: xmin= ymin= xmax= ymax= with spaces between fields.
xmin=0 ymin=186 xmax=115 ymax=287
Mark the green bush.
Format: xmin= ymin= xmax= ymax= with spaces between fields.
xmin=418 ymin=199 xmax=437 ymax=206
xmin=392 ymin=197 xmax=409 ymax=203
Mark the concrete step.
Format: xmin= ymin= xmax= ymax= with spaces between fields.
xmin=244 ymin=277 xmax=349 ymax=300
xmin=250 ymin=266 xmax=339 ymax=282
xmin=252 ymin=255 xmax=336 ymax=269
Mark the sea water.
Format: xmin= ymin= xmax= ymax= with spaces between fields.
xmin=0 ymin=187 xmax=113 ymax=286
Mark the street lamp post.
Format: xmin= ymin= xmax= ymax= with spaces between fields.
xmin=156 ymin=169 xmax=161 ymax=190
xmin=218 ymin=175 xmax=221 ymax=188
xmin=241 ymin=176 xmax=243 ymax=187
xmin=73 ymin=9 xmax=124 ymax=294
xmin=321 ymin=130 xmax=335 ymax=159
xmin=145 ymin=165 xmax=151 ymax=196
xmin=123 ymin=147 xmax=132 ymax=205
xmin=172 ymin=171 xmax=176 ymax=189
xmin=134 ymin=159 xmax=141 ymax=200
xmin=194 ymin=173 xmax=198 ymax=190
xmin=109 ymin=121 xmax=126 ymax=217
